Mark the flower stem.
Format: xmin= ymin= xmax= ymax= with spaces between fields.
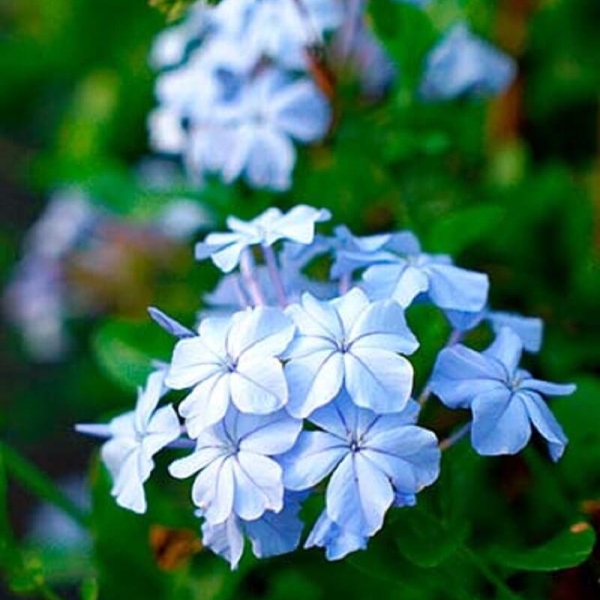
xmin=439 ymin=423 xmax=471 ymax=451
xmin=262 ymin=244 xmax=288 ymax=307
xmin=339 ymin=273 xmax=352 ymax=295
xmin=239 ymin=250 xmax=265 ymax=306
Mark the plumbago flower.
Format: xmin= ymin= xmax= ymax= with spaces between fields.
xmin=166 ymin=307 xmax=295 ymax=436
xmin=76 ymin=369 xmax=180 ymax=513
xmin=284 ymin=288 xmax=418 ymax=417
xmin=282 ymin=394 xmax=440 ymax=557
xmin=430 ymin=327 xmax=575 ymax=460
xmin=195 ymin=204 xmax=330 ymax=272
xmin=419 ymin=23 xmax=516 ymax=101
xmin=331 ymin=227 xmax=489 ymax=312
xmin=169 ymin=408 xmax=302 ymax=523
xmin=78 ymin=204 xmax=575 ymax=569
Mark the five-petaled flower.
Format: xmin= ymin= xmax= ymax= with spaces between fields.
xmin=282 ymin=393 xmax=440 ymax=551
xmin=76 ymin=369 xmax=181 ymax=513
xmin=166 ymin=306 xmax=295 ymax=436
xmin=430 ymin=327 xmax=575 ymax=460
xmin=284 ymin=288 xmax=419 ymax=417
xmin=169 ymin=408 xmax=302 ymax=524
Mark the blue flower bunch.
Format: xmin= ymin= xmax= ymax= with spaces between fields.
xmin=78 ymin=205 xmax=575 ymax=568
xmin=149 ymin=0 xmax=516 ymax=192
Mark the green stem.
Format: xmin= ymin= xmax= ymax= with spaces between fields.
xmin=0 ymin=442 xmax=90 ymax=528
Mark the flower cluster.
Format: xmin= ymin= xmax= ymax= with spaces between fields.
xmin=78 ymin=205 xmax=574 ymax=568
xmin=149 ymin=1 xmax=515 ymax=191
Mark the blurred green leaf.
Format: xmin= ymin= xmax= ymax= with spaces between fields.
xmin=489 ymin=523 xmax=596 ymax=572
xmin=0 ymin=442 xmax=89 ymax=528
xmin=92 ymin=318 xmax=171 ymax=391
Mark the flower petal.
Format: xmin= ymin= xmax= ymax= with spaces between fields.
xmin=425 ymin=263 xmax=489 ymax=312
xmin=238 ymin=410 xmax=302 ymax=455
xmin=230 ymin=356 xmax=287 ymax=414
xmin=344 ymin=349 xmax=413 ymax=413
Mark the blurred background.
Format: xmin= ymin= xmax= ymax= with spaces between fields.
xmin=1 ymin=0 xmax=599 ymax=598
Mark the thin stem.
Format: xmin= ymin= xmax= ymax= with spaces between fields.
xmin=338 ymin=273 xmax=352 ymax=295
xmin=233 ymin=276 xmax=249 ymax=309
xmin=439 ymin=423 xmax=471 ymax=451
xmin=262 ymin=244 xmax=288 ymax=307
xmin=239 ymin=250 xmax=265 ymax=306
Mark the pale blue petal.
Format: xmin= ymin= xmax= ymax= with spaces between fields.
xmin=134 ymin=369 xmax=168 ymax=434
xmin=226 ymin=306 xmax=295 ymax=360
xmin=110 ymin=451 xmax=150 ymax=514
xmin=297 ymin=292 xmax=344 ymax=340
xmin=331 ymin=288 xmax=370 ymax=333
xmin=179 ymin=373 xmax=230 ymax=437
xmin=471 ymin=390 xmax=531 ymax=456
xmin=230 ymin=356 xmax=287 ymax=414
xmin=520 ymin=391 xmax=568 ymax=462
xmin=272 ymin=81 xmax=331 ymax=142
xmin=168 ymin=446 xmax=228 ymax=479
xmin=326 ymin=453 xmax=393 ymax=537
xmin=305 ymin=511 xmax=368 ymax=560
xmin=344 ymin=349 xmax=414 ymax=413
xmin=520 ymin=379 xmax=576 ymax=397
xmin=361 ymin=263 xmax=428 ymax=306
xmin=191 ymin=456 xmax=235 ymax=524
xmin=238 ymin=410 xmax=302 ymax=455
xmin=482 ymin=327 xmax=523 ymax=377
xmin=425 ymin=263 xmax=489 ymax=312
xmin=281 ymin=431 xmax=347 ymax=490
xmin=285 ymin=350 xmax=344 ymax=418
xmin=244 ymin=493 xmax=304 ymax=559
xmin=445 ymin=309 xmax=485 ymax=332
xmin=489 ymin=311 xmax=544 ymax=353
xmin=307 ymin=393 xmax=358 ymax=439
xmin=233 ymin=453 xmax=283 ymax=520
xmin=348 ymin=300 xmax=419 ymax=354
xmin=142 ymin=405 xmax=181 ymax=456
xmin=166 ymin=337 xmax=224 ymax=389
xmin=202 ymin=514 xmax=245 ymax=570
xmin=264 ymin=204 xmax=331 ymax=246
xmin=147 ymin=306 xmax=196 ymax=339
xmin=430 ymin=345 xmax=507 ymax=408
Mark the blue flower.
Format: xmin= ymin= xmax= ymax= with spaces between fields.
xmin=445 ymin=308 xmax=544 ymax=353
xmin=430 ymin=327 xmax=575 ymax=460
xmin=195 ymin=205 xmax=331 ymax=273
xmin=304 ymin=510 xmax=368 ymax=561
xmin=282 ymin=394 xmax=440 ymax=543
xmin=166 ymin=307 xmax=295 ymax=436
xmin=200 ymin=492 xmax=305 ymax=569
xmin=148 ymin=306 xmax=196 ymax=339
xmin=419 ymin=23 xmax=516 ymax=101
xmin=76 ymin=369 xmax=180 ymax=513
xmin=169 ymin=408 xmax=302 ymax=525
xmin=284 ymin=288 xmax=418 ymax=417
xmin=359 ymin=236 xmax=489 ymax=312
xmin=210 ymin=0 xmax=342 ymax=70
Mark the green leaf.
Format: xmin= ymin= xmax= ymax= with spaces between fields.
xmin=393 ymin=500 xmax=468 ymax=568
xmin=425 ymin=204 xmax=505 ymax=254
xmin=92 ymin=318 xmax=171 ymax=391
xmin=489 ymin=524 xmax=596 ymax=572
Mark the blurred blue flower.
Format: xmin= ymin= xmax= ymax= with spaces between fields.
xmin=211 ymin=0 xmax=343 ymax=70
xmin=195 ymin=205 xmax=330 ymax=273
xmin=76 ymin=369 xmax=180 ymax=513
xmin=284 ymin=288 xmax=418 ymax=417
xmin=169 ymin=408 xmax=302 ymax=524
xmin=166 ymin=307 xmax=295 ymax=436
xmin=282 ymin=394 xmax=440 ymax=544
xmin=200 ymin=492 xmax=305 ymax=569
xmin=419 ymin=23 xmax=516 ymax=101
xmin=430 ymin=327 xmax=575 ymax=460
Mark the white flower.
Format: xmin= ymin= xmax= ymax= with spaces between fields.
xmin=76 ymin=369 xmax=180 ymax=513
